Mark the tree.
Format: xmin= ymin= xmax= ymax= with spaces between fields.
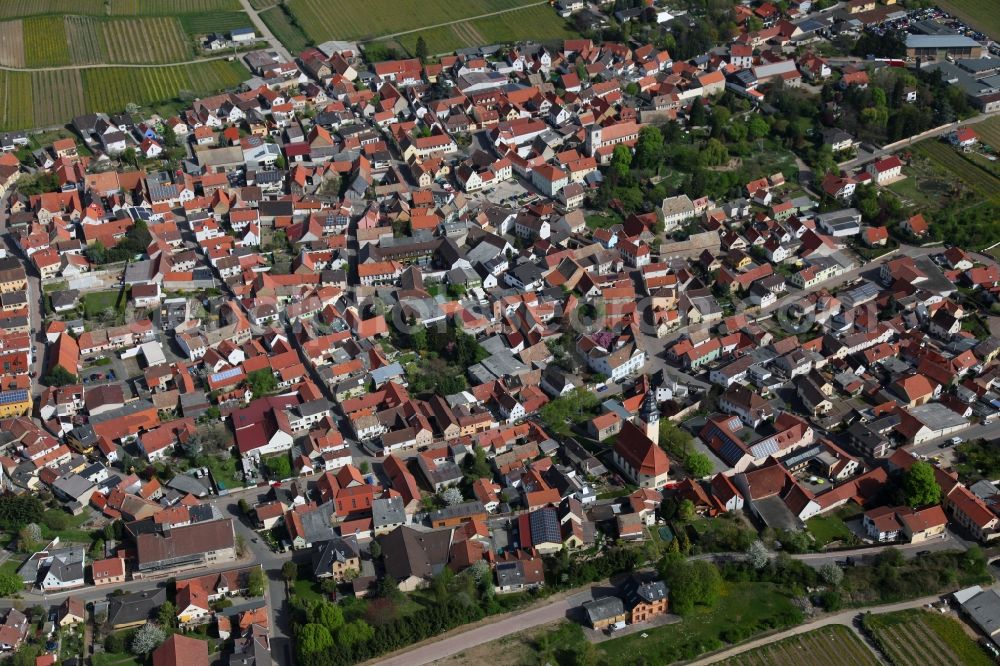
xmin=130 ymin=623 xmax=166 ymax=655
xmin=297 ymin=623 xmax=334 ymax=657
xmin=658 ymin=555 xmax=723 ymax=616
xmin=440 ymin=487 xmax=464 ymax=506
xmin=105 ymin=633 xmax=126 ymax=653
xmin=337 ymin=619 xmax=374 ymax=648
xmin=747 ymin=115 xmax=769 ymax=140
xmin=156 ymin=601 xmax=177 ymax=629
xmin=236 ymin=534 xmax=248 ymax=558
xmin=685 ymin=452 xmax=713 ymax=478
xmin=247 ymin=369 xmax=277 ymax=397
xmin=238 ymin=499 xmax=250 ymax=515
xmin=247 ymin=568 xmax=266 ymax=597
xmin=747 ymin=540 xmax=770 ymax=570
xmin=311 ymin=602 xmax=344 ymax=632
xmin=414 ymin=37 xmax=429 ymax=63
xmin=44 ymin=365 xmax=78 ymax=387
xmin=282 ymin=561 xmax=298 ymax=583
xmin=369 ymin=540 xmax=382 ymax=560
xmin=0 ymin=573 xmax=24 ymax=596
xmin=677 ymin=499 xmax=695 ymax=521
xmin=10 ymin=645 xmax=40 ymax=666
xmin=611 ymin=144 xmax=633 ymax=178
xmin=17 ymin=523 xmax=42 ymax=553
xmin=464 ymin=446 xmax=491 ymax=479
xmin=0 ymin=496 xmax=43 ymax=528
xmin=634 ymin=125 xmax=663 ymax=170
xmin=820 ymin=562 xmax=844 ymax=587
xmin=903 ymin=460 xmax=941 ymax=508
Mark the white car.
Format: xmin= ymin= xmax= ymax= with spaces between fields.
xmin=950 ymin=437 xmax=963 ymax=446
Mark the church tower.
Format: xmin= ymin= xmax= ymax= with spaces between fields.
xmin=640 ymin=389 xmax=660 ymax=445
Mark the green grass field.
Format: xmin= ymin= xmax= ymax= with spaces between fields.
xmin=719 ymin=625 xmax=879 ymax=666
xmin=938 ymin=0 xmax=1000 ymax=41
xmin=286 ymin=0 xmax=541 ymax=42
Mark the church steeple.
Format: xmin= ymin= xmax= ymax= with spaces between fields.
xmin=640 ymin=389 xmax=660 ymax=445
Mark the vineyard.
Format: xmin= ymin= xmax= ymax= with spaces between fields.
xmin=973 ymin=116 xmax=1000 ymax=149
xmin=108 ymin=0 xmax=241 ymax=13
xmin=397 ymin=4 xmax=578 ymax=56
xmin=81 ymin=60 xmax=248 ymax=115
xmin=249 ymin=0 xmax=281 ymax=9
xmin=32 ymin=69 xmax=86 ymax=127
xmin=917 ymin=140 xmax=1000 ymax=198
xmin=0 ymin=0 xmax=104 ymax=19
xmin=0 ymin=21 xmax=26 ymax=68
xmin=0 ymin=71 xmax=35 ymax=132
xmin=260 ymin=6 xmax=310 ymax=54
xmin=179 ymin=12 xmax=255 ymax=36
xmin=863 ymin=609 xmax=992 ymax=666
xmin=286 ymin=0 xmax=539 ymax=42
xmin=24 ymin=16 xmax=71 ymax=67
xmin=65 ymin=16 xmax=104 ymax=66
xmin=101 ymin=17 xmax=191 ymax=64
xmin=719 ymin=625 xmax=879 ymax=666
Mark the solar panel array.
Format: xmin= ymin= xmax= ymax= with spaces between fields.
xmin=0 ymin=389 xmax=29 ymax=405
xmin=210 ymin=367 xmax=243 ymax=384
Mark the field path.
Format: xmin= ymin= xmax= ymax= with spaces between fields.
xmin=690 ymin=592 xmax=960 ymax=665
xmin=360 ymin=0 xmax=549 ymax=42
xmin=235 ymin=0 xmax=292 ymax=61
xmin=0 ymin=53 xmax=237 ymax=72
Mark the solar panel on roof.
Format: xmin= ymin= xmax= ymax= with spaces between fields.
xmin=0 ymin=389 xmax=28 ymax=405
xmin=210 ymin=368 xmax=243 ymax=383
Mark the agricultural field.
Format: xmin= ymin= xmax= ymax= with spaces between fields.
xmin=0 ymin=0 xmax=104 ymax=19
xmin=718 ymin=625 xmax=879 ymax=666
xmin=0 ymin=71 xmax=35 ymax=132
xmin=917 ymin=140 xmax=1000 ymax=199
xmin=32 ymin=69 xmax=86 ymax=127
xmin=178 ymin=12 xmax=255 ymax=36
xmin=65 ymin=16 xmax=104 ymax=66
xmin=0 ymin=21 xmax=26 ymax=68
xmin=101 ymin=17 xmax=192 ymax=64
xmin=81 ymin=60 xmax=249 ymax=115
xmin=395 ymin=4 xmax=580 ymax=56
xmin=937 ymin=0 xmax=1000 ymax=41
xmin=286 ymin=0 xmax=540 ymax=42
xmin=23 ymin=16 xmax=72 ymax=67
xmin=108 ymin=0 xmax=242 ymax=13
xmin=863 ymin=609 xmax=993 ymax=666
xmin=260 ymin=6 xmax=310 ymax=55
xmin=249 ymin=0 xmax=281 ymax=9
xmin=973 ymin=116 xmax=1000 ymax=149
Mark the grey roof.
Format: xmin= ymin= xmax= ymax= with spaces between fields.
xmin=623 ymin=577 xmax=669 ymax=607
xmin=311 ymin=535 xmax=359 ymax=577
xmin=908 ymin=402 xmax=970 ymax=430
xmin=107 ymin=588 xmax=166 ymax=626
xmin=428 ymin=501 xmax=485 ymax=523
xmin=963 ymin=589 xmax=1000 ymax=639
xmin=166 ymin=474 xmax=212 ymax=498
xmin=906 ymin=34 xmax=982 ymax=48
xmin=298 ymin=502 xmax=337 ymax=544
xmin=583 ymin=596 xmax=625 ymax=623
xmin=372 ymin=496 xmax=405 ymax=529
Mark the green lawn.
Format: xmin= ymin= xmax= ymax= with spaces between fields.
xmin=92 ymin=653 xmax=142 ymax=666
xmin=201 ymin=454 xmax=241 ymax=491
xmin=41 ymin=509 xmax=97 ymax=544
xmin=585 ymin=213 xmax=622 ymax=230
xmin=263 ymin=452 xmax=293 ymax=481
xmin=82 ymin=290 xmax=124 ymax=318
xmin=806 ymin=507 xmax=858 ymax=548
xmin=597 ymin=582 xmax=803 ymax=665
xmin=291 ymin=577 xmax=325 ymax=605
